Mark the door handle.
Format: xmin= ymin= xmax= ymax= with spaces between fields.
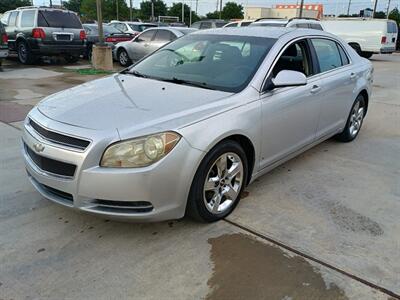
xmin=310 ymin=85 xmax=321 ymax=94
xmin=350 ymin=72 xmax=357 ymax=80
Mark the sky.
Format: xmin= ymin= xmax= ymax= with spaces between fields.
xmin=33 ymin=0 xmax=400 ymax=17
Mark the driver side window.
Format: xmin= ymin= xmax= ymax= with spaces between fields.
xmin=272 ymin=40 xmax=313 ymax=78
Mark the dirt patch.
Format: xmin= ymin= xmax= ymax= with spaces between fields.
xmin=0 ymin=102 xmax=33 ymax=123
xmin=207 ymin=233 xmax=347 ymax=300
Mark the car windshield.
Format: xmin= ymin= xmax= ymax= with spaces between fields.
xmin=251 ymin=22 xmax=286 ymax=27
xmin=127 ymin=34 xmax=276 ymax=93
xmin=38 ymin=10 xmax=82 ymax=29
xmin=129 ymin=24 xmax=157 ymax=32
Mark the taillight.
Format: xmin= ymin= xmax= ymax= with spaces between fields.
xmin=1 ymin=34 xmax=8 ymax=43
xmin=105 ymin=37 xmax=116 ymax=43
xmin=32 ymin=28 xmax=45 ymax=39
xmin=381 ymin=36 xmax=387 ymax=44
xmin=80 ymin=30 xmax=86 ymax=40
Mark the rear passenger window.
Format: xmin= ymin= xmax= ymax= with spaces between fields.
xmin=311 ymin=39 xmax=343 ymax=73
xmin=200 ymin=22 xmax=212 ymax=29
xmin=8 ymin=11 xmax=19 ymax=26
xmin=337 ymin=44 xmax=350 ymax=65
xmin=21 ymin=10 xmax=35 ymax=27
xmin=154 ymin=30 xmax=173 ymax=42
xmin=295 ymin=23 xmax=309 ymax=28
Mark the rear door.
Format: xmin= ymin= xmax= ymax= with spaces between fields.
xmin=151 ymin=29 xmax=175 ymax=51
xmin=128 ymin=29 xmax=155 ymax=60
xmin=310 ymin=38 xmax=355 ymax=137
xmin=37 ymin=10 xmax=83 ymax=46
xmin=386 ymin=21 xmax=398 ymax=51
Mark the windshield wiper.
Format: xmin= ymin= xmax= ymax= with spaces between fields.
xmin=159 ymin=77 xmax=216 ymax=90
xmin=120 ymin=69 xmax=148 ymax=78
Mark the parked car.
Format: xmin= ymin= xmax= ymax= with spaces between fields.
xmin=191 ymin=19 xmax=228 ymax=29
xmin=322 ymin=18 xmax=398 ymax=58
xmin=114 ymin=27 xmax=196 ymax=66
xmin=0 ymin=21 xmax=8 ymax=66
xmin=108 ymin=21 xmax=157 ymax=37
xmin=22 ymin=27 xmax=373 ymax=222
xmin=224 ymin=20 xmax=254 ymax=27
xmin=83 ymin=24 xmax=134 ymax=58
xmin=250 ymin=17 xmax=324 ymax=30
xmin=1 ymin=6 xmax=86 ymax=64
xmin=170 ymin=22 xmax=187 ymax=27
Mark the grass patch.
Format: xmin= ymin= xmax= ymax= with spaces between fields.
xmin=76 ymin=68 xmax=114 ymax=75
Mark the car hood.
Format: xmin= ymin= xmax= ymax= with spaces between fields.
xmin=37 ymin=74 xmax=233 ymax=135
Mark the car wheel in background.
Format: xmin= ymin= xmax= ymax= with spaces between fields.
xmin=187 ymin=140 xmax=248 ymax=222
xmin=118 ymin=48 xmax=132 ymax=67
xmin=17 ymin=41 xmax=36 ymax=64
xmin=360 ymin=51 xmax=374 ymax=59
xmin=335 ymin=94 xmax=366 ymax=142
xmin=64 ymin=55 xmax=79 ymax=63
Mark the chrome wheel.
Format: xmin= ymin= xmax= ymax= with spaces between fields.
xmin=349 ymin=101 xmax=364 ymax=137
xmin=119 ymin=50 xmax=129 ymax=66
xmin=203 ymin=152 xmax=244 ymax=214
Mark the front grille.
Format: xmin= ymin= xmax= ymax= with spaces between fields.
xmin=92 ymin=199 xmax=154 ymax=213
xmin=25 ymin=143 xmax=76 ymax=177
xmin=41 ymin=184 xmax=73 ymax=202
xmin=29 ymin=118 xmax=90 ymax=150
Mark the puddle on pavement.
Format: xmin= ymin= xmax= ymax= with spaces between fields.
xmin=207 ymin=233 xmax=347 ymax=300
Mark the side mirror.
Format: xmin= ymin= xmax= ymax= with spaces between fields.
xmin=271 ymin=70 xmax=307 ymax=88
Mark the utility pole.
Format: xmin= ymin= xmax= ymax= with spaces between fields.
xmin=195 ymin=0 xmax=198 ymax=15
xmin=151 ymin=0 xmax=155 ymax=22
xmin=96 ymin=0 xmax=104 ymax=45
xmin=347 ymin=0 xmax=352 ymax=16
xmin=116 ymin=0 xmax=119 ymax=20
xmin=386 ymin=0 xmax=391 ymax=17
xmin=49 ymin=0 xmax=52 ymax=7
xmin=182 ymin=1 xmax=184 ymax=23
xmin=299 ymin=0 xmax=304 ymax=18
xmin=219 ymin=0 xmax=222 ymax=19
xmin=130 ymin=0 xmax=133 ymax=21
xmin=189 ymin=0 xmax=192 ymax=25
xmin=372 ymin=0 xmax=378 ymax=18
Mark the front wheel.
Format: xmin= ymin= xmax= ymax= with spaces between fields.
xmin=186 ymin=140 xmax=248 ymax=222
xmin=18 ymin=41 xmax=36 ymax=64
xmin=335 ymin=95 xmax=366 ymax=142
xmin=118 ymin=48 xmax=132 ymax=67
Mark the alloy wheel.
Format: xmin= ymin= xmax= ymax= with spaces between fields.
xmin=349 ymin=101 xmax=364 ymax=137
xmin=119 ymin=50 xmax=129 ymax=65
xmin=203 ymin=152 xmax=244 ymax=214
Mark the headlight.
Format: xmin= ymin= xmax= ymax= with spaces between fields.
xmin=100 ymin=132 xmax=181 ymax=168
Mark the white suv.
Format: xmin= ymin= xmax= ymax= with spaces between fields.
xmin=250 ymin=18 xmax=324 ymax=31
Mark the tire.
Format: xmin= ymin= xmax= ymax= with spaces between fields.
xmin=64 ymin=55 xmax=79 ymax=63
xmin=335 ymin=94 xmax=366 ymax=142
xmin=360 ymin=51 xmax=373 ymax=59
xmin=186 ymin=140 xmax=248 ymax=222
xmin=17 ymin=41 xmax=36 ymax=64
xmin=349 ymin=43 xmax=362 ymax=55
xmin=118 ymin=48 xmax=132 ymax=67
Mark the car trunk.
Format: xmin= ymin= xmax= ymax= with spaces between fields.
xmin=38 ymin=10 xmax=84 ymax=46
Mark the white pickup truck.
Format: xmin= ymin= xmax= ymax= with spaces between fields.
xmin=322 ymin=18 xmax=398 ymax=58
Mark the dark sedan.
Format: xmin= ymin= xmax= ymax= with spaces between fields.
xmin=83 ymin=24 xmax=134 ymax=58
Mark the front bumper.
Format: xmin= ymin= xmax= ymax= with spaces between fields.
xmin=22 ymin=109 xmax=204 ymax=222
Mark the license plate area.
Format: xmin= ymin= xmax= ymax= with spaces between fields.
xmin=53 ymin=32 xmax=73 ymax=41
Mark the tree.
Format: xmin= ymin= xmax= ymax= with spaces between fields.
xmin=80 ymin=0 xmax=130 ymax=22
xmin=221 ymin=2 xmax=243 ymax=20
xmin=138 ymin=0 xmax=167 ymax=21
xmin=63 ymin=0 xmax=82 ymax=13
xmin=0 ymin=0 xmax=31 ymax=13
xmin=168 ymin=2 xmax=199 ymax=25
xmin=389 ymin=8 xmax=400 ymax=25
xmin=206 ymin=11 xmax=219 ymax=19
xmin=374 ymin=11 xmax=386 ymax=19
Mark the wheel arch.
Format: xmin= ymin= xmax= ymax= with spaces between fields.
xmin=358 ymin=89 xmax=369 ymax=116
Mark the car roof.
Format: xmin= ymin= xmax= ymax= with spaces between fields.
xmin=191 ymin=26 xmax=296 ymax=39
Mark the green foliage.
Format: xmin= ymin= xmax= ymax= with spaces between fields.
xmin=80 ymin=0 xmax=131 ymax=22
xmin=221 ymin=2 xmax=243 ymax=20
xmin=167 ymin=2 xmax=199 ymax=25
xmin=374 ymin=11 xmax=386 ymax=19
xmin=206 ymin=11 xmax=220 ymax=19
xmin=63 ymin=0 xmax=82 ymax=13
xmin=389 ymin=8 xmax=400 ymax=25
xmin=138 ymin=0 xmax=167 ymax=21
xmin=0 ymin=0 xmax=31 ymax=13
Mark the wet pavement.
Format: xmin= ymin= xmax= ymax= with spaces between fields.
xmin=0 ymin=55 xmax=399 ymax=299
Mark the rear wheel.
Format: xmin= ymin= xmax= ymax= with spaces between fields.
xmin=186 ymin=140 xmax=248 ymax=222
xmin=118 ymin=48 xmax=132 ymax=67
xmin=360 ymin=51 xmax=373 ymax=59
xmin=18 ymin=41 xmax=36 ymax=64
xmin=335 ymin=94 xmax=366 ymax=142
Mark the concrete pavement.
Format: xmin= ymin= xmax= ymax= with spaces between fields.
xmin=0 ymin=55 xmax=399 ymax=299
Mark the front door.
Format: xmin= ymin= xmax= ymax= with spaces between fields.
xmin=260 ymin=39 xmax=322 ymax=169
xmin=130 ymin=30 xmax=155 ymax=61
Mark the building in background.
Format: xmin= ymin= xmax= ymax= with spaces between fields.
xmin=244 ymin=4 xmax=323 ymax=20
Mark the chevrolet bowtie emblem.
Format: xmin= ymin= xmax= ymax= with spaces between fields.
xmin=33 ymin=143 xmax=45 ymax=153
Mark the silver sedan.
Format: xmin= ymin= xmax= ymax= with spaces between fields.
xmin=113 ymin=27 xmax=197 ymax=66
xmin=22 ymin=27 xmax=373 ymax=222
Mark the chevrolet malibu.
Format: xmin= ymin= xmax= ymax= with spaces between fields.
xmin=22 ymin=27 xmax=373 ymax=222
